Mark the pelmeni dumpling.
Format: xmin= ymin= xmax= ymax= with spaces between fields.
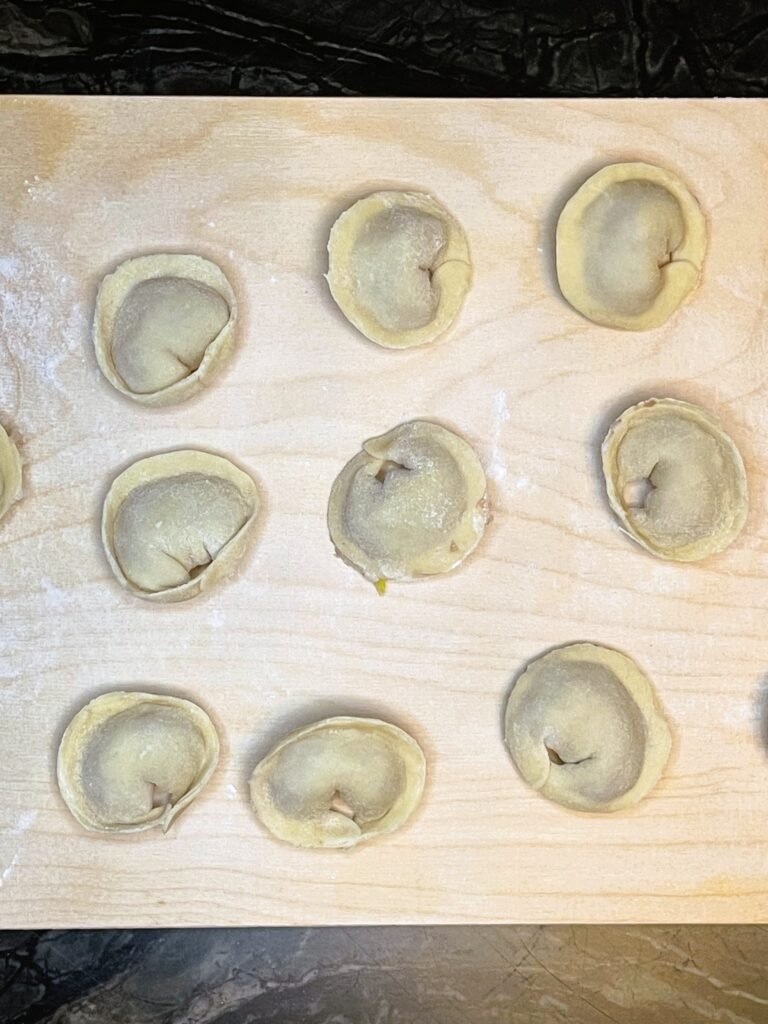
xmin=504 ymin=643 xmax=672 ymax=813
xmin=57 ymin=691 xmax=220 ymax=833
xmin=249 ymin=716 xmax=426 ymax=848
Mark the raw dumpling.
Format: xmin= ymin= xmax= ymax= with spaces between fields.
xmin=102 ymin=450 xmax=259 ymax=602
xmin=57 ymin=691 xmax=219 ymax=833
xmin=327 ymin=191 xmax=472 ymax=349
xmin=0 ymin=423 xmax=21 ymax=523
xmin=328 ymin=419 xmax=488 ymax=585
xmin=504 ymin=643 xmax=672 ymax=813
xmin=249 ymin=716 xmax=426 ymax=848
xmin=602 ymin=398 xmax=748 ymax=561
xmin=94 ymin=254 xmax=236 ymax=405
xmin=556 ymin=162 xmax=706 ymax=330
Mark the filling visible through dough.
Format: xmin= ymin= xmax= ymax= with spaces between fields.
xmin=504 ymin=644 xmax=672 ymax=813
xmin=350 ymin=207 xmax=447 ymax=331
xmin=113 ymin=473 xmax=251 ymax=593
xmin=509 ymin=661 xmax=645 ymax=803
xmin=582 ymin=180 xmax=685 ymax=317
xmin=327 ymin=191 xmax=472 ymax=349
xmin=602 ymin=399 xmax=748 ymax=561
xmin=112 ymin=277 xmax=230 ymax=395
xmin=93 ymin=253 xmax=237 ymax=405
xmin=328 ymin=420 xmax=487 ymax=583
xmin=82 ymin=706 xmax=207 ymax=822
xmin=249 ymin=717 xmax=426 ymax=848
xmin=57 ymin=692 xmax=219 ymax=833
xmin=556 ymin=162 xmax=706 ymax=330
xmin=102 ymin=450 xmax=260 ymax=602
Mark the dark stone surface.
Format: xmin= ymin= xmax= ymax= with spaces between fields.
xmin=2 ymin=926 xmax=768 ymax=1023
xmin=0 ymin=0 xmax=767 ymax=97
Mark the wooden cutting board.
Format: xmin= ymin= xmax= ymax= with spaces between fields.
xmin=2 ymin=97 xmax=768 ymax=927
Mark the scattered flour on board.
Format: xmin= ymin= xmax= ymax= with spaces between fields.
xmin=568 ymin=505 xmax=599 ymax=536
xmin=8 ymin=810 xmax=38 ymax=836
xmin=23 ymin=175 xmax=55 ymax=203
xmin=0 ymin=853 xmax=20 ymax=888
xmin=0 ymin=256 xmax=19 ymax=279
xmin=1 ymin=257 xmax=85 ymax=405
xmin=40 ymin=577 xmax=72 ymax=608
xmin=225 ymin=784 xmax=238 ymax=799
xmin=722 ymin=702 xmax=755 ymax=728
xmin=207 ymin=607 xmax=226 ymax=629
xmin=487 ymin=390 xmax=511 ymax=482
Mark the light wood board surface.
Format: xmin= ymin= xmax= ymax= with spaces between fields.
xmin=2 ymin=97 xmax=768 ymax=927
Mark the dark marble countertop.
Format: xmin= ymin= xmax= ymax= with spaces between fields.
xmin=1 ymin=0 xmax=767 ymax=97
xmin=3 ymin=925 xmax=768 ymax=1023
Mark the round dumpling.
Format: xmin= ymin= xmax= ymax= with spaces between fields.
xmin=102 ymin=450 xmax=259 ymax=602
xmin=94 ymin=253 xmax=236 ymax=405
xmin=0 ymin=422 xmax=21 ymax=523
xmin=327 ymin=420 xmax=488 ymax=586
xmin=249 ymin=716 xmax=426 ymax=848
xmin=602 ymin=398 xmax=748 ymax=561
xmin=327 ymin=191 xmax=472 ymax=349
xmin=57 ymin=691 xmax=220 ymax=833
xmin=504 ymin=643 xmax=672 ymax=813
xmin=556 ymin=162 xmax=706 ymax=330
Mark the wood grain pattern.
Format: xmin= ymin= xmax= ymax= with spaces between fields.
xmin=1 ymin=97 xmax=768 ymax=927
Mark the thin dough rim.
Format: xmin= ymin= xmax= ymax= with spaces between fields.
xmin=0 ymin=423 xmax=22 ymax=522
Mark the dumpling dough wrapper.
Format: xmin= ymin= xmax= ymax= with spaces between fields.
xmin=556 ymin=162 xmax=706 ymax=330
xmin=249 ymin=716 xmax=426 ymax=848
xmin=328 ymin=420 xmax=488 ymax=585
xmin=504 ymin=643 xmax=672 ymax=813
xmin=94 ymin=253 xmax=236 ymax=405
xmin=57 ymin=691 xmax=220 ymax=833
xmin=602 ymin=398 xmax=748 ymax=561
xmin=327 ymin=191 xmax=472 ymax=349
xmin=102 ymin=450 xmax=259 ymax=602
